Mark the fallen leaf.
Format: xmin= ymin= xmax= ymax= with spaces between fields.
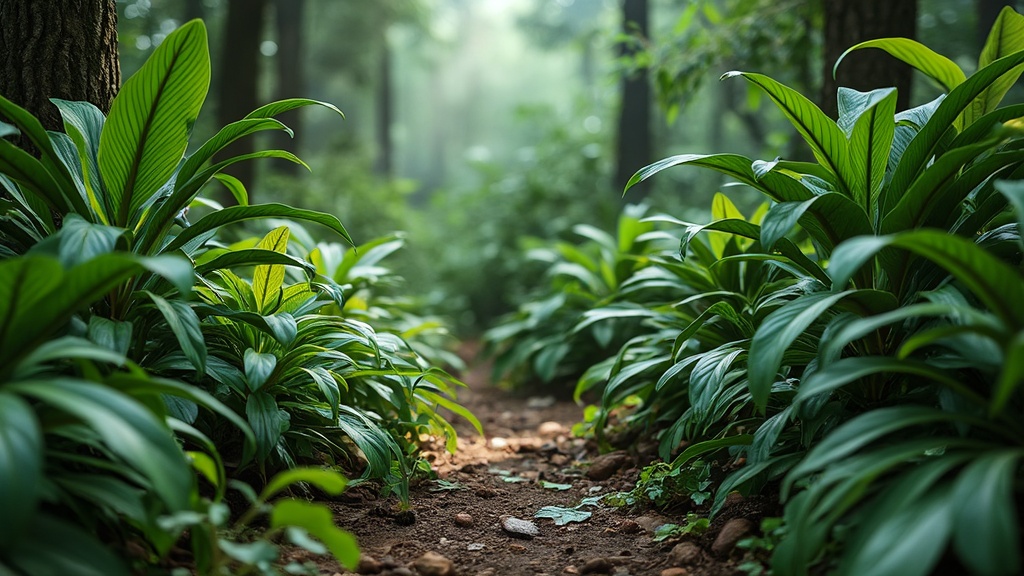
xmin=534 ymin=506 xmax=592 ymax=525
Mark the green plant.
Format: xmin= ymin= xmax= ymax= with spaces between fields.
xmin=736 ymin=517 xmax=786 ymax=576
xmin=652 ymin=513 xmax=711 ymax=541
xmin=633 ymin=460 xmax=713 ymax=509
xmin=625 ymin=7 xmax=1024 ymax=576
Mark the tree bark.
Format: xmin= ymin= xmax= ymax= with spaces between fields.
xmin=272 ymin=0 xmax=303 ymax=175
xmin=821 ymin=0 xmax=917 ymax=117
xmin=0 ymin=0 xmax=119 ymax=138
xmin=216 ymin=0 xmax=267 ymax=201
xmin=614 ymin=0 xmax=651 ymax=199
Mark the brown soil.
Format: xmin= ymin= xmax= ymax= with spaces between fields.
xmin=302 ymin=346 xmax=773 ymax=576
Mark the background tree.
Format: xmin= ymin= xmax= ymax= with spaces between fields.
xmin=216 ymin=0 xmax=268 ymax=199
xmin=0 ymin=0 xmax=119 ymax=140
xmin=272 ymin=0 xmax=304 ymax=175
xmin=614 ymin=0 xmax=652 ymax=196
xmin=821 ymin=0 xmax=918 ymax=116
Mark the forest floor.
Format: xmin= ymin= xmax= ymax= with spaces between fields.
xmin=301 ymin=344 xmax=774 ymax=576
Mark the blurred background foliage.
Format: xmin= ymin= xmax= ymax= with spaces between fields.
xmin=115 ymin=0 xmax=1021 ymax=332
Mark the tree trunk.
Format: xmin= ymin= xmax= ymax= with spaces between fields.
xmin=821 ymin=0 xmax=917 ymax=117
xmin=216 ymin=0 xmax=267 ymax=202
xmin=272 ymin=0 xmax=303 ymax=175
xmin=375 ymin=33 xmax=393 ymax=177
xmin=614 ymin=0 xmax=651 ymax=199
xmin=0 ymin=0 xmax=119 ymax=139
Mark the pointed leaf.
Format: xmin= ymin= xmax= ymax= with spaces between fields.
xmin=968 ymin=7 xmax=1024 ymax=125
xmin=252 ymin=226 xmax=290 ymax=313
xmin=836 ymin=38 xmax=966 ymax=93
xmin=244 ymin=348 xmax=277 ymax=392
xmin=145 ymin=291 xmax=206 ymax=374
xmin=847 ymin=88 xmax=897 ymax=216
xmin=270 ymin=499 xmax=359 ymax=570
xmin=952 ymin=452 xmax=1022 ymax=576
xmin=99 ymin=20 xmax=210 ymax=226
xmin=0 ymin=393 xmax=42 ymax=545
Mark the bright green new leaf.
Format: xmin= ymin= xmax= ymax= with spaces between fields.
xmin=252 ymin=226 xmax=290 ymax=313
xmin=968 ymin=7 xmax=1024 ymax=125
xmin=847 ymin=88 xmax=897 ymax=216
xmin=836 ymin=38 xmax=965 ymax=94
xmin=262 ymin=468 xmax=348 ymax=501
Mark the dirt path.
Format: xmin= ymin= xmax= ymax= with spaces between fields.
xmin=312 ymin=347 xmax=758 ymax=576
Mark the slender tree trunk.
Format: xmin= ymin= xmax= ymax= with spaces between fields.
xmin=821 ymin=0 xmax=917 ymax=117
xmin=272 ymin=0 xmax=303 ymax=175
xmin=0 ymin=0 xmax=119 ymax=139
xmin=216 ymin=0 xmax=267 ymax=201
xmin=375 ymin=33 xmax=393 ymax=177
xmin=614 ymin=0 xmax=651 ymax=199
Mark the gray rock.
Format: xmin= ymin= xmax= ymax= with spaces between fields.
xmin=413 ymin=551 xmax=455 ymax=576
xmin=669 ymin=542 xmax=701 ymax=566
xmin=500 ymin=515 xmax=540 ymax=539
xmin=586 ymin=452 xmax=631 ymax=481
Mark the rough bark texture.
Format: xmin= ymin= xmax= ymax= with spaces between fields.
xmin=614 ymin=0 xmax=651 ymax=199
xmin=821 ymin=0 xmax=917 ymax=117
xmin=216 ymin=0 xmax=267 ymax=200
xmin=0 ymin=0 xmax=119 ymax=136
xmin=272 ymin=0 xmax=303 ymax=175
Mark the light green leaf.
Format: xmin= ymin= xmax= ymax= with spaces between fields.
xmin=99 ymin=20 xmax=210 ymax=226
xmin=270 ymin=499 xmax=359 ymax=570
xmin=262 ymin=468 xmax=348 ymax=501
xmin=52 ymin=99 xmax=108 ymax=220
xmin=835 ymin=38 xmax=965 ymax=93
xmin=177 ymin=117 xmax=290 ymax=184
xmin=252 ymin=226 xmax=290 ymax=313
xmin=968 ymin=7 xmax=1024 ymax=125
xmin=723 ymin=71 xmax=853 ymax=197
xmin=539 ymin=480 xmax=573 ymax=491
xmin=846 ymin=88 xmax=897 ymax=216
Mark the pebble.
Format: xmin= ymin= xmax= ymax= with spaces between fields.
xmin=669 ymin=542 xmax=701 ymax=566
xmin=356 ymin=554 xmax=383 ymax=574
xmin=660 ymin=569 xmax=689 ymax=576
xmin=477 ymin=569 xmax=497 ymax=576
xmin=474 ymin=486 xmax=498 ymax=498
xmin=722 ymin=491 xmax=745 ymax=509
xmin=387 ymin=568 xmax=413 ymax=576
xmin=527 ymin=395 xmax=556 ymax=408
xmin=538 ymin=421 xmax=566 ymax=437
xmin=711 ymin=518 xmax=755 ymax=557
xmin=501 ymin=515 xmax=540 ymax=539
xmin=563 ymin=566 xmax=579 ymax=574
xmin=490 ymin=437 xmax=509 ymax=449
xmin=633 ymin=515 xmax=667 ymax=534
xmin=413 ymin=551 xmax=455 ymax=576
xmin=580 ymin=557 xmax=612 ymax=574
xmin=454 ymin=512 xmax=474 ymax=527
xmin=467 ymin=543 xmax=485 ymax=551
xmin=617 ymin=519 xmax=641 ymax=534
xmin=586 ymin=452 xmax=631 ymax=481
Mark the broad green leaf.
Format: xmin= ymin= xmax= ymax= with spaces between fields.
xmin=194 ymin=248 xmax=315 ymax=278
xmin=87 ymin=316 xmax=133 ymax=357
xmin=888 ymin=48 xmax=1024 ymax=199
xmin=244 ymin=348 xmax=277 ymax=392
xmin=748 ymin=291 xmax=854 ymax=410
xmin=165 ymin=204 xmax=352 ymax=254
xmin=796 ymin=356 xmax=975 ymax=405
xmin=193 ymin=304 xmax=298 ymax=346
xmin=710 ymin=192 xmax=744 ymax=257
xmin=145 ymin=291 xmax=206 ymax=375
xmin=246 ymin=391 xmax=289 ymax=461
xmin=99 ymin=19 xmax=210 ymax=226
xmin=252 ymin=226 xmax=290 ymax=313
xmin=49 ymin=214 xmax=124 ymax=267
xmin=846 ymin=88 xmax=897 ymax=216
xmin=968 ymin=7 xmax=1024 ymax=125
xmin=52 ymin=99 xmax=108 ymax=221
xmin=0 ymin=257 xmax=62 ymax=362
xmin=0 ymin=393 xmax=42 ymax=545
xmin=723 ymin=71 xmax=853 ymax=197
xmin=952 ymin=452 xmax=1022 ymax=576
xmin=839 ymin=487 xmax=954 ymax=576
xmin=262 ymin=468 xmax=348 ymax=501
xmin=669 ymin=434 xmax=753 ymax=467
xmin=535 ymin=505 xmax=592 ymax=525
xmin=270 ymin=499 xmax=359 ymax=570
xmin=828 ymin=231 xmax=1024 ymax=328
xmin=218 ymin=540 xmax=277 ymax=565
xmin=624 ymin=153 xmax=812 ymax=204
xmin=9 ymin=378 xmax=191 ymax=510
xmin=836 ymin=38 xmax=966 ymax=94
xmin=0 ymin=138 xmax=67 ymax=214
xmin=6 ymin=515 xmax=129 ymax=576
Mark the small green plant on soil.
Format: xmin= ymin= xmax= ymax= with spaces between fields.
xmin=653 ymin=513 xmax=711 ymax=541
xmin=736 ymin=517 xmax=786 ymax=576
xmin=634 ymin=460 xmax=713 ymax=509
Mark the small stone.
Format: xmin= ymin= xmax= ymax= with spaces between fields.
xmin=357 ymin=554 xmax=383 ymax=574
xmin=538 ymin=421 xmax=566 ymax=437
xmin=711 ymin=518 xmax=755 ymax=557
xmin=490 ymin=437 xmax=509 ymax=449
xmin=527 ymin=395 xmax=556 ymax=408
xmin=388 ymin=568 xmax=413 ymax=576
xmin=563 ymin=567 xmax=578 ymax=575
xmin=580 ymin=557 xmax=612 ymax=574
xmin=660 ymin=569 xmax=689 ymax=576
xmin=722 ymin=491 xmax=744 ymax=509
xmin=454 ymin=513 xmax=474 ymax=527
xmin=467 ymin=543 xmax=485 ymax=551
xmin=617 ymin=519 xmax=641 ymax=534
xmin=413 ymin=551 xmax=455 ymax=576
xmin=475 ymin=487 xmax=498 ymax=498
xmin=477 ymin=569 xmax=496 ymax=576
xmin=501 ymin=515 xmax=540 ymax=539
xmin=633 ymin=515 xmax=666 ymax=534
xmin=586 ymin=452 xmax=631 ymax=481
xmin=509 ymin=543 xmax=527 ymax=552
xmin=669 ymin=542 xmax=701 ymax=566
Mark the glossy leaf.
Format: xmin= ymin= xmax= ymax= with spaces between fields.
xmin=0 ymin=393 xmax=42 ymax=546
xmin=968 ymin=7 xmax=1024 ymax=125
xmin=836 ymin=38 xmax=965 ymax=93
xmin=145 ymin=291 xmax=206 ymax=375
xmin=270 ymin=499 xmax=359 ymax=570
xmin=244 ymin=348 xmax=277 ymax=392
xmin=252 ymin=226 xmax=290 ymax=313
xmin=952 ymin=451 xmax=1022 ymax=576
